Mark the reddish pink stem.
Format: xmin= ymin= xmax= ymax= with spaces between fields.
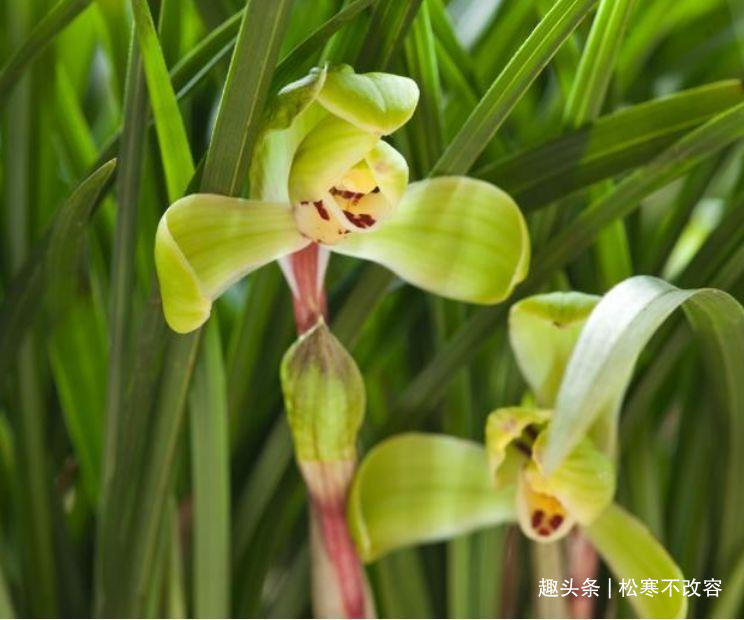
xmin=568 ymin=530 xmax=599 ymax=618
xmin=311 ymin=493 xmax=369 ymax=618
xmin=286 ymin=247 xmax=372 ymax=618
xmin=287 ymin=243 xmax=328 ymax=334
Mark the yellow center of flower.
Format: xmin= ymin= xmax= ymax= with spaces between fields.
xmin=522 ymin=482 xmax=568 ymax=538
xmin=293 ymin=159 xmax=390 ymax=245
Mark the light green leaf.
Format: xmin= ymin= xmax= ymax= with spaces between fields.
xmin=348 ymin=433 xmax=516 ymax=563
xmin=317 ymin=65 xmax=420 ymax=135
xmin=0 ymin=0 xmax=91 ymax=105
xmin=131 ymin=0 xmax=194 ymax=200
xmin=333 ymin=176 xmax=530 ymax=304
xmin=0 ymin=159 xmax=116 ymax=384
xmin=432 ymin=0 xmax=597 ymax=175
xmin=508 ymin=292 xmax=599 ymax=406
xmin=584 ymin=503 xmax=687 ymax=619
xmin=189 ymin=320 xmax=230 ymax=617
xmin=155 ymin=194 xmax=308 ymax=333
xmin=476 ymin=80 xmax=744 ymax=213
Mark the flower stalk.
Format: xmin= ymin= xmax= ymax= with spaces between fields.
xmin=281 ymin=321 xmax=373 ymax=617
xmin=282 ymin=243 xmax=329 ymax=335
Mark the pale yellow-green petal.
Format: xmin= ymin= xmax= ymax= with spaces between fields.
xmin=584 ymin=503 xmax=687 ymax=619
xmin=485 ymin=407 xmax=550 ymax=487
xmin=333 ymin=176 xmax=530 ymax=304
xmin=509 ymin=292 xmax=599 ymax=406
xmin=288 ymin=114 xmax=379 ymax=204
xmin=528 ymin=431 xmax=615 ymax=525
xmin=249 ymin=67 xmax=327 ymax=202
xmin=348 ymin=433 xmax=516 ymax=563
xmin=155 ymin=194 xmax=308 ymax=333
xmin=318 ymin=65 xmax=419 ymax=135
xmin=365 ymin=140 xmax=409 ymax=208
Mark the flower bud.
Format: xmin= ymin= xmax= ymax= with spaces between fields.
xmin=280 ymin=320 xmax=365 ymax=467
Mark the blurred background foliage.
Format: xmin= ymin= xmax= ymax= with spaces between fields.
xmin=0 ymin=0 xmax=743 ymax=617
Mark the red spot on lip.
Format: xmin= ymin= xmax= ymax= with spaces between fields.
xmin=537 ymin=528 xmax=551 ymax=537
xmin=343 ymin=210 xmax=376 ymax=229
xmin=313 ymin=200 xmax=330 ymax=221
xmin=531 ymin=510 xmax=544 ymax=528
xmin=549 ymin=515 xmax=564 ymax=530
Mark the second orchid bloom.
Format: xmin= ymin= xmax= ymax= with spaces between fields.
xmin=154 ymin=65 xmax=530 ymax=333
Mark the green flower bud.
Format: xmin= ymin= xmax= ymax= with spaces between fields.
xmin=280 ymin=320 xmax=365 ymax=464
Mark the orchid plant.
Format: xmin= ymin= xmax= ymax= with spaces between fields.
xmin=155 ymin=65 xmax=530 ymax=334
xmin=154 ymin=65 xmax=531 ymax=618
xmin=348 ymin=289 xmax=688 ymax=619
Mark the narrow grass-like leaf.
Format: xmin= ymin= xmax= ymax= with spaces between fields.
xmin=48 ymin=298 xmax=106 ymax=502
xmin=189 ymin=320 xmax=230 ymax=617
xmin=131 ymin=0 xmax=195 ymax=199
xmin=0 ymin=560 xmax=13 ymax=618
xmin=201 ymin=0 xmax=294 ymax=195
xmin=564 ymin=0 xmax=636 ymax=288
xmin=432 ymin=0 xmax=597 ymax=176
xmin=542 ymin=276 xmax=744 ymax=571
xmin=272 ymin=0 xmax=376 ymax=87
xmin=564 ymin=0 xmax=637 ymax=125
xmin=96 ymin=37 xmax=150 ymax=615
xmin=476 ymin=80 xmax=744 ymax=212
xmin=0 ymin=160 xmax=116 ymax=384
xmin=427 ymin=0 xmax=480 ymax=95
xmin=0 ymin=0 xmax=91 ymax=105
xmin=357 ymin=0 xmax=425 ymax=71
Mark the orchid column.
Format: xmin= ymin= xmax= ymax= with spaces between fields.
xmin=153 ymin=64 xmax=530 ymax=617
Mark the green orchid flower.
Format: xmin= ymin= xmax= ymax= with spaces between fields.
xmin=348 ymin=291 xmax=687 ymax=619
xmin=155 ymin=65 xmax=530 ymax=333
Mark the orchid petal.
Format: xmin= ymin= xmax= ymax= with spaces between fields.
xmin=250 ymin=68 xmax=327 ymax=202
xmin=155 ymin=194 xmax=308 ymax=333
xmin=288 ymin=114 xmax=380 ymax=204
xmin=509 ymin=292 xmax=599 ymax=406
xmin=333 ymin=176 xmax=530 ymax=304
xmin=529 ymin=431 xmax=615 ymax=525
xmin=364 ymin=140 xmax=409 ymax=208
xmin=348 ymin=433 xmax=516 ymax=563
xmin=584 ymin=503 xmax=687 ymax=619
xmin=485 ymin=407 xmax=550 ymax=487
xmin=317 ymin=65 xmax=419 ymax=135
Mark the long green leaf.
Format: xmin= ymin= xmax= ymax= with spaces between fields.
xmin=0 ymin=0 xmax=91 ymax=105
xmin=96 ymin=35 xmax=150 ymax=615
xmin=431 ymin=0 xmax=597 ymax=176
xmin=357 ymin=0 xmax=425 ymax=71
xmin=131 ymin=0 xmax=194 ymax=199
xmin=189 ymin=321 xmax=230 ymax=617
xmin=0 ymin=160 xmax=116 ymax=385
xmin=476 ymin=80 xmax=744 ymax=212
xmin=564 ymin=0 xmax=637 ymax=125
xmin=201 ymin=0 xmax=294 ymax=195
